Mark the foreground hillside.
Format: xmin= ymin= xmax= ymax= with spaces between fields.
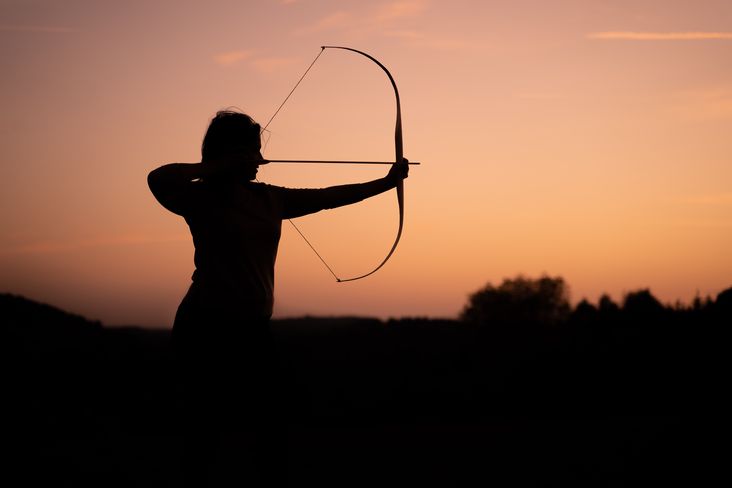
xmin=3 ymin=292 xmax=726 ymax=486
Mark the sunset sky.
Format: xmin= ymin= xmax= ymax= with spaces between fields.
xmin=1 ymin=0 xmax=731 ymax=327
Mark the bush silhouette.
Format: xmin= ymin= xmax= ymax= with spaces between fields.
xmin=715 ymin=286 xmax=732 ymax=314
xmin=460 ymin=275 xmax=570 ymax=326
xmin=622 ymin=289 xmax=666 ymax=319
xmin=598 ymin=294 xmax=620 ymax=314
xmin=571 ymin=298 xmax=598 ymax=324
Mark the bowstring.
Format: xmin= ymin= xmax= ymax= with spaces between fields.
xmin=260 ymin=47 xmax=342 ymax=281
xmin=286 ymin=218 xmax=341 ymax=282
xmin=260 ymin=128 xmax=272 ymax=155
xmin=262 ymin=47 xmax=325 ymax=132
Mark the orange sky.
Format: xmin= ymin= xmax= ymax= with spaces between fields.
xmin=1 ymin=0 xmax=731 ymax=327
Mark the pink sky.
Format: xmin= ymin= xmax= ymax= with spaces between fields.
xmin=1 ymin=0 xmax=731 ymax=327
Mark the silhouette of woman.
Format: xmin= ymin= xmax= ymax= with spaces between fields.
xmin=148 ymin=109 xmax=408 ymax=487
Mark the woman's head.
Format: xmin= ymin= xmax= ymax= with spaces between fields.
xmin=201 ymin=109 xmax=261 ymax=163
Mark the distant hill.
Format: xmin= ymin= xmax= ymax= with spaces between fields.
xmin=2 ymin=292 xmax=172 ymax=356
xmin=2 ymin=291 xmax=101 ymax=331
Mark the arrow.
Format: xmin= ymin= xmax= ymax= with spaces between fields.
xmin=261 ymin=159 xmax=420 ymax=165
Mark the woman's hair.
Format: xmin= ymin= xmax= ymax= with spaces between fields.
xmin=201 ymin=109 xmax=261 ymax=161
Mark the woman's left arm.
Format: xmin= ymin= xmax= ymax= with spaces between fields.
xmin=281 ymin=160 xmax=409 ymax=219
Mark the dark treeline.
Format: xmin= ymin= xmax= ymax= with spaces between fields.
xmin=3 ymin=278 xmax=729 ymax=486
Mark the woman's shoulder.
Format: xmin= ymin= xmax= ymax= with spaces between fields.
xmin=241 ymin=182 xmax=292 ymax=208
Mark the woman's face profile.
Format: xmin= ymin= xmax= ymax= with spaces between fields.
xmin=214 ymin=138 xmax=264 ymax=181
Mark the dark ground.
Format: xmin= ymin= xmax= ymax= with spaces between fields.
xmin=3 ymin=293 xmax=726 ymax=487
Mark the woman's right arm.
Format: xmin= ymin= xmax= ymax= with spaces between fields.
xmin=148 ymin=163 xmax=212 ymax=215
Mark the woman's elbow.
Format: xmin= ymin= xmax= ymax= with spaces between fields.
xmin=148 ymin=167 xmax=172 ymax=206
xmin=148 ymin=166 xmax=170 ymax=194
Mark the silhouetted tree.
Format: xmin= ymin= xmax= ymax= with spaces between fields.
xmin=713 ymin=286 xmax=732 ymax=314
xmin=571 ymin=299 xmax=598 ymax=324
xmin=460 ymin=275 xmax=570 ymax=326
xmin=691 ymin=293 xmax=713 ymax=312
xmin=598 ymin=294 xmax=619 ymax=314
xmin=622 ymin=289 xmax=665 ymax=317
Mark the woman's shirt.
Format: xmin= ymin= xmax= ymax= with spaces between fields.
xmin=183 ymin=181 xmax=283 ymax=318
xmin=149 ymin=164 xmax=376 ymax=319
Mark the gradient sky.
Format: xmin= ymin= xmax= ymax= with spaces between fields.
xmin=1 ymin=0 xmax=731 ymax=327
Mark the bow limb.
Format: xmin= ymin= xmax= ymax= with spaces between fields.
xmin=321 ymin=46 xmax=405 ymax=282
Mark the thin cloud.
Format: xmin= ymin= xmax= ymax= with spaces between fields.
xmin=384 ymin=30 xmax=475 ymax=51
xmin=212 ymin=49 xmax=298 ymax=73
xmin=384 ymin=29 xmax=421 ymax=40
xmin=293 ymin=11 xmax=353 ymax=35
xmin=213 ymin=50 xmax=255 ymax=67
xmin=404 ymin=37 xmax=471 ymax=51
xmin=250 ymin=57 xmax=299 ymax=73
xmin=589 ymin=31 xmax=732 ymax=41
xmin=291 ymin=1 xmax=472 ymax=51
xmin=294 ymin=1 xmax=426 ymax=36
xmin=0 ymin=24 xmax=75 ymax=33
xmin=375 ymin=0 xmax=427 ymax=22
